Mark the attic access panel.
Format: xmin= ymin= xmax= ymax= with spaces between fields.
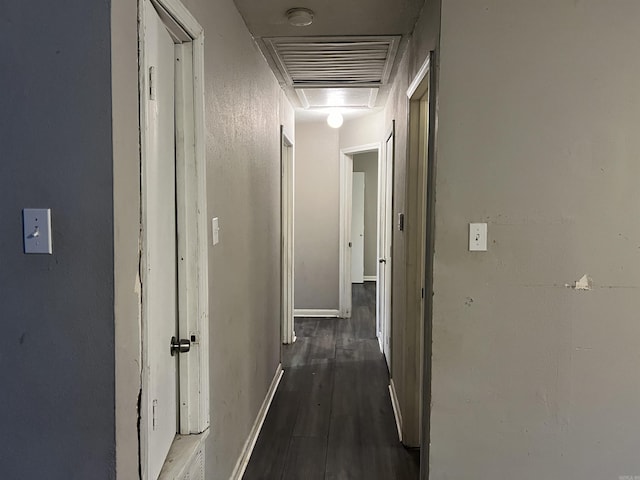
xmin=263 ymin=36 xmax=401 ymax=88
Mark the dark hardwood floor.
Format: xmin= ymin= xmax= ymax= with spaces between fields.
xmin=244 ymin=282 xmax=420 ymax=480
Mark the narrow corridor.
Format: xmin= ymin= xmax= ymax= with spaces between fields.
xmin=244 ymin=283 xmax=419 ymax=479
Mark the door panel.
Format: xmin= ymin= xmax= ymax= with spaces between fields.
xmin=376 ymin=158 xmax=386 ymax=348
xmin=382 ymin=134 xmax=393 ymax=370
xmin=351 ymin=172 xmax=365 ymax=284
xmin=144 ymin=1 xmax=178 ymax=477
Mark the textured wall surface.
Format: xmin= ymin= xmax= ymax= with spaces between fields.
xmin=0 ymin=1 xmax=116 ymax=478
xmin=182 ymin=0 xmax=294 ymax=477
xmin=430 ymin=0 xmax=640 ymax=478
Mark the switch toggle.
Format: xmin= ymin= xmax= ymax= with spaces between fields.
xmin=212 ymin=217 xmax=220 ymax=246
xmin=469 ymin=223 xmax=487 ymax=252
xmin=23 ymin=208 xmax=52 ymax=254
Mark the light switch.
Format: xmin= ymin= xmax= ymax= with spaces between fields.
xmin=23 ymin=208 xmax=53 ymax=254
xmin=212 ymin=217 xmax=220 ymax=246
xmin=469 ymin=223 xmax=487 ymax=252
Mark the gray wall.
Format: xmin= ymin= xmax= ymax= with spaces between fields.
xmin=112 ymin=0 xmax=294 ymax=477
xmin=294 ymin=121 xmax=340 ymax=310
xmin=353 ymin=152 xmax=379 ymax=278
xmin=0 ymin=1 xmax=116 ymax=478
xmin=188 ymin=1 xmax=293 ymax=475
xmin=429 ymin=0 xmax=640 ymax=478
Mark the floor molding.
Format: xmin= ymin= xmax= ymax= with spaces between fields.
xmin=364 ymin=276 xmax=377 ymax=282
xmin=230 ymin=363 xmax=284 ymax=480
xmin=294 ymin=309 xmax=340 ymax=318
xmin=389 ymin=379 xmax=403 ymax=442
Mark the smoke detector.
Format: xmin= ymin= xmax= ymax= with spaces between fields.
xmin=286 ymin=8 xmax=314 ymax=27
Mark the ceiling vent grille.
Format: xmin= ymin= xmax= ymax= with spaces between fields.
xmin=263 ymin=36 xmax=401 ymax=88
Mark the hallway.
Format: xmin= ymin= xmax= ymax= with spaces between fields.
xmin=244 ymin=283 xmax=419 ymax=479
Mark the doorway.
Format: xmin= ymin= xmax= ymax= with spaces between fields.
xmin=405 ymin=51 xmax=438 ymax=479
xmin=339 ymin=142 xmax=392 ymax=367
xmin=281 ymin=127 xmax=295 ymax=345
xmin=138 ymin=0 xmax=209 ymax=477
xmin=350 ymin=152 xmax=379 ymax=286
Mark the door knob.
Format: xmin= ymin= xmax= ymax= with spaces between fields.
xmin=170 ymin=336 xmax=191 ymax=356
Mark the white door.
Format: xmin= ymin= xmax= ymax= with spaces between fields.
xmin=144 ymin=1 xmax=178 ymax=478
xmin=282 ymin=133 xmax=295 ymax=344
xmin=378 ymin=131 xmax=394 ymax=370
xmin=351 ymin=172 xmax=365 ymax=284
xmin=376 ymin=158 xmax=386 ymax=352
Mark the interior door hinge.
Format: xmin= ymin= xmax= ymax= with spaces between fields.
xmin=149 ymin=66 xmax=156 ymax=100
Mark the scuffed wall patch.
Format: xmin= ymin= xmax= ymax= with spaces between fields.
xmin=565 ymin=274 xmax=593 ymax=291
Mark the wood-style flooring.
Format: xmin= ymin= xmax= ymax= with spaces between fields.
xmin=244 ymin=282 xmax=419 ymax=479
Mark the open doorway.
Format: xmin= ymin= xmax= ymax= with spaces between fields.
xmin=281 ymin=127 xmax=295 ymax=345
xmin=339 ymin=142 xmax=392 ymax=369
xmin=351 ymin=152 xmax=379 ymax=285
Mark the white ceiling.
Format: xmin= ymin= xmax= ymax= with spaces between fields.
xmin=233 ymin=0 xmax=426 ymax=119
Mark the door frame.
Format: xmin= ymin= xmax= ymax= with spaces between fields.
xmin=401 ymin=53 xmax=432 ymax=447
xmin=281 ymin=127 xmax=295 ymax=345
xmin=138 ymin=0 xmax=209 ymax=477
xmin=339 ymin=143 xmax=381 ymax=319
xmin=406 ymin=51 xmax=439 ymax=480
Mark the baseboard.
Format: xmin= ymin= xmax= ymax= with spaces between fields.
xmin=389 ymin=379 xmax=403 ymax=443
xmin=229 ymin=363 xmax=284 ymax=480
xmin=293 ymin=309 xmax=340 ymax=318
xmin=364 ymin=276 xmax=377 ymax=282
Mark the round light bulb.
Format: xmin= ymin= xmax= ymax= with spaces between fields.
xmin=327 ymin=112 xmax=344 ymax=129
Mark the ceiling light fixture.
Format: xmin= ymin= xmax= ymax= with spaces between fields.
xmin=286 ymin=8 xmax=314 ymax=27
xmin=327 ymin=112 xmax=343 ymax=129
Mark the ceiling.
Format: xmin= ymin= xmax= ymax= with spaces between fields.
xmin=233 ymin=0 xmax=426 ymax=121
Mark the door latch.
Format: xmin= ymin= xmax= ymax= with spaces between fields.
xmin=170 ymin=336 xmax=191 ymax=356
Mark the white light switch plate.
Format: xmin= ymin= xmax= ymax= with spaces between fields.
xmin=23 ymin=208 xmax=53 ymax=254
xmin=469 ymin=223 xmax=487 ymax=251
xmin=212 ymin=217 xmax=220 ymax=246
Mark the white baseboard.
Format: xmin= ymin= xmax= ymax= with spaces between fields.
xmin=294 ymin=309 xmax=340 ymax=318
xmin=364 ymin=276 xmax=377 ymax=282
xmin=389 ymin=379 xmax=403 ymax=443
xmin=229 ymin=364 xmax=284 ymax=480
